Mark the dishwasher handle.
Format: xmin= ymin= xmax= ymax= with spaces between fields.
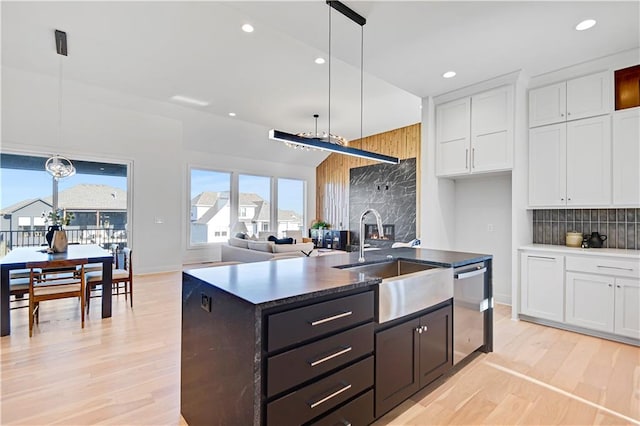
xmin=454 ymin=267 xmax=487 ymax=280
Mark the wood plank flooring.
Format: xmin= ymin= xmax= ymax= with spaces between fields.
xmin=1 ymin=271 xmax=638 ymax=425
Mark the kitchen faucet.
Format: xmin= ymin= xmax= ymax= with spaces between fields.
xmin=359 ymin=208 xmax=384 ymax=262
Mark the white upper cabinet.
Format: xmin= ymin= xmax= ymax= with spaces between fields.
xmin=566 ymin=72 xmax=611 ymax=121
xmin=612 ymin=107 xmax=640 ymax=206
xmin=529 ymin=115 xmax=611 ymax=207
xmin=471 ymin=87 xmax=514 ymax=173
xmin=529 ymin=123 xmax=566 ymax=206
xmin=436 ymin=97 xmax=471 ymax=176
xmin=436 ymin=85 xmax=513 ymax=177
xmin=566 ymin=116 xmax=611 ymax=206
xmin=529 ymin=71 xmax=611 ymax=128
xmin=529 ymin=82 xmax=566 ymax=127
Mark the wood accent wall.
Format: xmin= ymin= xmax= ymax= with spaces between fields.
xmin=315 ymin=123 xmax=421 ymax=230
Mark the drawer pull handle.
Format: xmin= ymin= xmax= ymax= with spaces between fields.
xmin=310 ymin=311 xmax=353 ymax=326
xmin=528 ymin=255 xmax=555 ymax=260
xmin=597 ymin=265 xmax=633 ymax=271
xmin=309 ymin=383 xmax=352 ymax=409
xmin=309 ymin=346 xmax=353 ymax=367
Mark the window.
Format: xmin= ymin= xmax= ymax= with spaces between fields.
xmin=187 ymin=168 xmax=306 ymax=246
xmin=190 ymin=168 xmax=231 ymax=244
xmin=277 ymin=178 xmax=305 ymax=237
xmin=239 ymin=174 xmax=270 ymax=237
xmin=1 ymin=153 xmax=129 ymax=251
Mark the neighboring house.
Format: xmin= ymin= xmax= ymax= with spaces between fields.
xmin=1 ymin=184 xmax=127 ymax=248
xmin=190 ymin=191 xmax=303 ymax=243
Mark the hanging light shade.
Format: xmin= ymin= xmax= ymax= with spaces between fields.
xmin=45 ymin=155 xmax=76 ymax=180
xmin=269 ymin=1 xmax=399 ymax=165
xmin=46 ymin=30 xmax=76 ymax=180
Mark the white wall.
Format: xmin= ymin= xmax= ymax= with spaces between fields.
xmin=454 ymin=175 xmax=512 ymax=304
xmin=2 ymin=66 xmax=317 ymax=273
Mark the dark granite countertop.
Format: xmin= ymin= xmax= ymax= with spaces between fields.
xmin=184 ymin=248 xmax=491 ymax=308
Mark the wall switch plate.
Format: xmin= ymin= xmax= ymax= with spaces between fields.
xmin=201 ymin=293 xmax=211 ymax=312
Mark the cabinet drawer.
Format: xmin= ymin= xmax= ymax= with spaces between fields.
xmin=566 ymin=256 xmax=639 ymax=278
xmin=266 ymin=356 xmax=374 ymax=426
xmin=310 ymin=389 xmax=374 ymax=426
xmin=268 ymin=322 xmax=374 ymax=398
xmin=267 ymin=291 xmax=374 ymax=352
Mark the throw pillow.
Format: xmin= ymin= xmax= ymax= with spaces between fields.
xmin=268 ymin=236 xmax=294 ymax=245
xmin=235 ymin=232 xmax=247 ymax=239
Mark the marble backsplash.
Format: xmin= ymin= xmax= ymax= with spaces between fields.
xmin=349 ymin=158 xmax=416 ymax=249
xmin=532 ymin=208 xmax=640 ymax=249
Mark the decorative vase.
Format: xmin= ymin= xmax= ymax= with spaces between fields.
xmin=46 ymin=225 xmax=61 ymax=248
xmin=51 ymin=229 xmax=68 ymax=253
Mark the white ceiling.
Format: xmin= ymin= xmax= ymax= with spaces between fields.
xmin=2 ymin=1 xmax=639 ymax=162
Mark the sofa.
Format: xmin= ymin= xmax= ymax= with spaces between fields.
xmin=221 ymin=236 xmax=316 ymax=263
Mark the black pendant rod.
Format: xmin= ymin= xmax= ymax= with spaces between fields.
xmin=326 ymin=1 xmax=366 ymax=26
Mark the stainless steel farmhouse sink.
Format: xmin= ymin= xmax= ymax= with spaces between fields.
xmin=335 ymin=260 xmax=453 ymax=323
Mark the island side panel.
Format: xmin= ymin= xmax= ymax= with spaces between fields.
xmin=181 ymin=273 xmax=260 ymax=425
xmin=484 ymin=258 xmax=494 ymax=353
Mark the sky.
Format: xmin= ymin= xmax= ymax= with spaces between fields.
xmin=2 ymin=167 xmax=304 ymax=215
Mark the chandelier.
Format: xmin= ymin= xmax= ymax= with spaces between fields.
xmin=46 ymin=30 xmax=76 ymax=181
xmin=268 ymin=1 xmax=399 ymax=165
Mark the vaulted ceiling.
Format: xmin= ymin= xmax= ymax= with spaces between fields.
xmin=2 ymin=1 xmax=638 ymax=163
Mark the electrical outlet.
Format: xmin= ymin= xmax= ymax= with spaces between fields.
xmin=487 ymin=224 xmax=494 ymax=232
xmin=201 ymin=293 xmax=211 ymax=312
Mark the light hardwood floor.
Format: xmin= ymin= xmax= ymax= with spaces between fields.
xmin=1 ymin=271 xmax=638 ymax=425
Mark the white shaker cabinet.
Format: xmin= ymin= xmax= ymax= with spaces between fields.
xmin=614 ymin=278 xmax=640 ymax=339
xmin=612 ymin=107 xmax=640 ymax=206
xmin=436 ymin=97 xmax=470 ymax=176
xmin=520 ymin=253 xmax=564 ymax=322
xmin=529 ymin=123 xmax=566 ymax=207
xmin=528 ymin=115 xmax=611 ymax=207
xmin=529 ymin=71 xmax=610 ymax=128
xmin=565 ymin=272 xmax=614 ymax=332
xmin=471 ymin=87 xmax=514 ymax=173
xmin=436 ymin=86 xmax=513 ymax=177
xmin=565 ymin=116 xmax=611 ymax=206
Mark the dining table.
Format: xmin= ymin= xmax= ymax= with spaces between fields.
xmin=0 ymin=244 xmax=113 ymax=336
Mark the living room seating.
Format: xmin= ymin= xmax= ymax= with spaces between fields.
xmin=222 ymin=236 xmax=315 ymax=263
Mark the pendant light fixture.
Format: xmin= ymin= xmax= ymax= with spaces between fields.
xmin=269 ymin=1 xmax=399 ymax=165
xmin=45 ymin=30 xmax=76 ymax=180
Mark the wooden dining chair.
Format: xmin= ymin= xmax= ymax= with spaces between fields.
xmin=85 ymin=248 xmax=133 ymax=313
xmin=27 ymin=258 xmax=88 ymax=337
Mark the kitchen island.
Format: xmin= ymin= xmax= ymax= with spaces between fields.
xmin=181 ymin=248 xmax=492 ymax=426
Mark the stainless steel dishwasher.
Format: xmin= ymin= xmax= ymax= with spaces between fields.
xmin=453 ymin=262 xmax=490 ymax=364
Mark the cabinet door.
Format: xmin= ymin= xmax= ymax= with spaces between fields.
xmin=418 ymin=305 xmax=452 ymax=388
xmin=375 ymin=318 xmax=420 ymax=417
xmin=566 ymin=71 xmax=611 ymax=121
xmin=471 ymin=86 xmax=513 ymax=173
xmin=521 ymin=254 xmax=564 ymax=322
xmin=612 ymin=108 xmax=640 ymax=206
xmin=614 ymin=278 xmax=640 ymax=339
xmin=529 ymin=82 xmax=566 ymax=127
xmin=566 ymin=116 xmax=611 ymax=206
xmin=529 ymin=123 xmax=567 ymax=207
xmin=565 ymin=272 xmax=614 ymax=333
xmin=436 ymin=97 xmax=471 ymax=177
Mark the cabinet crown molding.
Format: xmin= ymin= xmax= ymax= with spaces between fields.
xmin=434 ymin=70 xmax=521 ymax=105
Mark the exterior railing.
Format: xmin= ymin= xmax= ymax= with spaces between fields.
xmin=0 ymin=226 xmax=127 ymax=254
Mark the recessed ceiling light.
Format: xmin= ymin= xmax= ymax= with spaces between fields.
xmin=315 ymin=57 xmax=326 ymax=64
xmin=442 ymin=71 xmax=456 ymax=79
xmin=228 ymin=112 xmax=236 ymax=117
xmin=171 ymin=95 xmax=209 ymax=107
xmin=242 ymin=24 xmax=254 ymax=33
xmin=575 ymin=19 xmax=596 ymax=31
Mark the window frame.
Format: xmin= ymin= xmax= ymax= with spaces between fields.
xmin=187 ymin=165 xmax=307 ymax=249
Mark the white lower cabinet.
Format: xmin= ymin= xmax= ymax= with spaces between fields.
xmin=521 ymin=249 xmax=639 ymax=343
xmin=614 ymin=278 xmax=640 ymax=339
xmin=520 ymin=253 xmax=564 ymax=322
xmin=565 ymin=272 xmax=614 ymax=332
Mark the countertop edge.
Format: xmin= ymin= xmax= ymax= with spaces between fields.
xmin=519 ymin=244 xmax=640 ymax=259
